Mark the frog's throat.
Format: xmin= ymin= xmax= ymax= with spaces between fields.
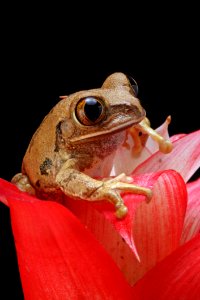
xmin=70 ymin=117 xmax=144 ymax=143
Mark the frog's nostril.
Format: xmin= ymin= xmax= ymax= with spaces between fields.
xmin=125 ymin=105 xmax=145 ymax=119
xmin=133 ymin=105 xmax=144 ymax=118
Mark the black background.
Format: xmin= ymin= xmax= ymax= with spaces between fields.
xmin=0 ymin=6 xmax=199 ymax=299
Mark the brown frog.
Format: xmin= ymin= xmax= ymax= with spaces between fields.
xmin=12 ymin=72 xmax=172 ymax=218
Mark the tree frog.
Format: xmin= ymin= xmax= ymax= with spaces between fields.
xmin=12 ymin=72 xmax=172 ymax=218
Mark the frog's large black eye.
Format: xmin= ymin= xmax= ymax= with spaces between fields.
xmin=127 ymin=75 xmax=139 ymax=96
xmin=75 ymin=97 xmax=106 ymax=126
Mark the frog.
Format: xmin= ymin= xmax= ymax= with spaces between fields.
xmin=12 ymin=72 xmax=173 ymax=218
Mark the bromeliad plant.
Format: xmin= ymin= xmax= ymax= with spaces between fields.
xmin=0 ymin=118 xmax=200 ymax=299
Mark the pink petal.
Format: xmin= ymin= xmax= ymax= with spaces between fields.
xmin=130 ymin=170 xmax=187 ymax=284
xmin=132 ymin=235 xmax=200 ymax=300
xmin=170 ymin=133 xmax=186 ymax=142
xmin=181 ymin=177 xmax=200 ymax=244
xmin=66 ymin=170 xmax=187 ymax=285
xmin=111 ymin=134 xmax=152 ymax=176
xmin=133 ymin=129 xmax=200 ymax=182
xmin=1 ymin=179 xmax=134 ymax=300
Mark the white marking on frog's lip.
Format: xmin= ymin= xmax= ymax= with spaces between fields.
xmin=70 ymin=116 xmax=144 ymax=143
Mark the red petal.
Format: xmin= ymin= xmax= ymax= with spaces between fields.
xmin=1 ymin=179 xmax=134 ymax=300
xmin=66 ymin=174 xmax=157 ymax=274
xmin=133 ymin=235 xmax=200 ymax=300
xmin=133 ymin=129 xmax=200 ymax=182
xmin=181 ymin=177 xmax=200 ymax=244
xmin=66 ymin=170 xmax=187 ymax=285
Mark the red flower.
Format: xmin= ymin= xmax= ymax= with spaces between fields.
xmin=0 ymin=126 xmax=200 ymax=299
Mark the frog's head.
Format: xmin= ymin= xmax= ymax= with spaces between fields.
xmin=66 ymin=72 xmax=146 ymax=143
xmin=22 ymin=73 xmax=147 ymax=182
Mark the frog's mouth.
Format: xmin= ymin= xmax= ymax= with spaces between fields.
xmin=70 ymin=115 xmax=145 ymax=143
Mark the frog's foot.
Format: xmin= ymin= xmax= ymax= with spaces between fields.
xmin=57 ymin=167 xmax=152 ymax=219
xmin=129 ymin=116 xmax=173 ymax=155
xmin=93 ymin=174 xmax=152 ymax=219
xmin=11 ymin=173 xmax=35 ymax=195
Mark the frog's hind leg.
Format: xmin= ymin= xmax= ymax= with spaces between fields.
xmin=11 ymin=173 xmax=35 ymax=195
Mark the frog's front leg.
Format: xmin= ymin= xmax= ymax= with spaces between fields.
xmin=56 ymin=167 xmax=152 ymax=219
xmin=127 ymin=116 xmax=173 ymax=155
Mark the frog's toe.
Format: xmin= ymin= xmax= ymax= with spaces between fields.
xmin=11 ymin=173 xmax=35 ymax=195
xmin=115 ymin=203 xmax=128 ymax=219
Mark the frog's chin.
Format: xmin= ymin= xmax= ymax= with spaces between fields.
xmin=70 ymin=117 xmax=144 ymax=143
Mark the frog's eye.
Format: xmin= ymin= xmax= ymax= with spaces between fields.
xmin=75 ymin=97 xmax=106 ymax=126
xmin=127 ymin=76 xmax=139 ymax=96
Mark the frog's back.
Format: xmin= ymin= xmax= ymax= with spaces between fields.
xmin=22 ymin=98 xmax=70 ymax=190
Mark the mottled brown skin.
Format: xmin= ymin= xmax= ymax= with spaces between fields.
xmin=12 ymin=73 xmax=153 ymax=218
